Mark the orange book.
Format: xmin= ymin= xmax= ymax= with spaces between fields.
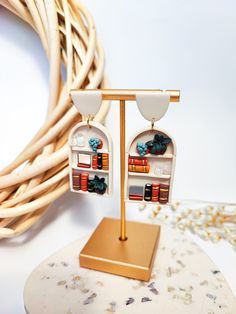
xmin=102 ymin=153 xmax=109 ymax=170
xmin=128 ymin=164 xmax=150 ymax=173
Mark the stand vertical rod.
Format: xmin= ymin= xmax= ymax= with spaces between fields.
xmin=119 ymin=99 xmax=127 ymax=241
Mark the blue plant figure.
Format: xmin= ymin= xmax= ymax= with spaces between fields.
xmin=88 ymin=137 xmax=103 ymax=152
xmin=136 ymin=142 xmax=148 ymax=156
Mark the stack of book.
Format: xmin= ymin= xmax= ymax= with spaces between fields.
xmin=71 ymin=170 xmax=108 ymax=195
xmin=77 ymin=153 xmax=91 ymax=168
xmin=128 ymin=185 xmax=144 ymax=201
xmin=144 ymin=183 xmax=169 ymax=203
xmin=144 ymin=183 xmax=161 ymax=202
xmin=128 ymin=156 xmax=150 ymax=173
xmin=128 ymin=182 xmax=169 ymax=203
xmin=77 ymin=152 xmax=109 ymax=171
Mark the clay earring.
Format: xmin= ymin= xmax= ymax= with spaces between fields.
xmin=69 ymin=91 xmax=113 ymax=196
xmin=125 ymin=92 xmax=176 ymax=205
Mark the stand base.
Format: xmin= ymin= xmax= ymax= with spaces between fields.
xmin=79 ymin=217 xmax=160 ymax=281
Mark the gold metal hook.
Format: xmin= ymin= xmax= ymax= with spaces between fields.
xmin=151 ymin=118 xmax=155 ymax=129
xmin=87 ymin=115 xmax=92 ymax=128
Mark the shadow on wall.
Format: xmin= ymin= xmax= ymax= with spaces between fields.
xmin=0 ymin=189 xmax=117 ymax=246
xmin=0 ymin=6 xmax=48 ymax=80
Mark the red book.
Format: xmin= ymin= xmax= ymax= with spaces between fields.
xmin=129 ymin=195 xmax=143 ymax=201
xmin=81 ymin=173 xmax=89 ymax=192
xmin=92 ymin=155 xmax=98 ymax=169
xmin=128 ymin=157 xmax=148 ymax=166
xmin=151 ymin=183 xmax=160 ymax=202
xmin=77 ymin=163 xmax=91 ymax=168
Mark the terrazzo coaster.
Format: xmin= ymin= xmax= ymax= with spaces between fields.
xmin=24 ymin=224 xmax=236 ymax=314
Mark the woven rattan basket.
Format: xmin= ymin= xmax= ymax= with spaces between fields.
xmin=0 ymin=0 xmax=109 ymax=238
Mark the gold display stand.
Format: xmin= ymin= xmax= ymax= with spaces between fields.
xmin=79 ymin=89 xmax=180 ymax=281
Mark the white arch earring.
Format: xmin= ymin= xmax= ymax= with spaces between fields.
xmin=69 ymin=91 xmax=113 ymax=195
xmin=125 ymin=92 xmax=176 ymax=205
xmin=136 ymin=91 xmax=170 ymax=124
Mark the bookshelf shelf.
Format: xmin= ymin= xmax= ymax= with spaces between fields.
xmin=128 ymin=172 xmax=170 ymax=179
xmin=71 ymin=146 xmax=109 ymax=154
xmin=129 ymin=152 xmax=173 ymax=159
xmin=125 ymin=198 xmax=170 ymax=205
xmin=71 ymin=189 xmax=109 ymax=197
xmin=73 ymin=166 xmax=109 ymax=174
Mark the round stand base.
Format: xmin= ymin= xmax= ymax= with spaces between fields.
xmin=24 ymin=224 xmax=235 ymax=314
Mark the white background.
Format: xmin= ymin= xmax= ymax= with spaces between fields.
xmin=0 ymin=0 xmax=236 ymax=313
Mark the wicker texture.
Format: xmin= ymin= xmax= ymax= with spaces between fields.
xmin=0 ymin=0 xmax=109 ymax=238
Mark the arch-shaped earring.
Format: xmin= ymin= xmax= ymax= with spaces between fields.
xmin=125 ymin=92 xmax=176 ymax=205
xmin=136 ymin=91 xmax=170 ymax=126
xmin=69 ymin=91 xmax=113 ymax=196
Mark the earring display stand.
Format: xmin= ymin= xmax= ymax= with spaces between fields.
xmin=77 ymin=89 xmax=180 ymax=281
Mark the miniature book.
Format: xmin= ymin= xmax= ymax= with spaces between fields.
xmin=78 ymin=153 xmax=91 ymax=168
xmin=144 ymin=183 xmax=152 ymax=201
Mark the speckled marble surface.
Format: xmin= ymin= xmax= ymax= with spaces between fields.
xmin=24 ymin=224 xmax=236 ymax=314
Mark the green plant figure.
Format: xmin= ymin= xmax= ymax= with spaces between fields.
xmin=145 ymin=133 xmax=171 ymax=155
xmin=89 ymin=175 xmax=107 ymax=195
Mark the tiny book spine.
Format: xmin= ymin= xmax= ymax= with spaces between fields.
xmin=128 ymin=165 xmax=150 ymax=173
xmin=159 ymin=184 xmax=169 ymax=204
xmin=151 ymin=183 xmax=160 ymax=202
xmin=102 ymin=153 xmax=109 ymax=170
xmin=129 ymin=195 xmax=143 ymax=201
xmin=81 ymin=173 xmax=89 ymax=192
xmin=72 ymin=169 xmax=81 ymax=190
xmin=92 ymin=155 xmax=98 ymax=170
xmin=144 ymin=183 xmax=152 ymax=201
xmin=77 ymin=163 xmax=90 ymax=168
xmin=97 ymin=153 xmax=103 ymax=170
xmin=128 ymin=157 xmax=148 ymax=166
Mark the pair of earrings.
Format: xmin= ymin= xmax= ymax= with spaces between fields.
xmin=69 ymin=91 xmax=176 ymax=204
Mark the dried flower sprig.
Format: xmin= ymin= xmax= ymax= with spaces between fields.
xmin=146 ymin=201 xmax=236 ymax=248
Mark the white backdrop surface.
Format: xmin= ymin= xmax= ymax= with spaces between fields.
xmin=0 ymin=1 xmax=236 ymax=313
